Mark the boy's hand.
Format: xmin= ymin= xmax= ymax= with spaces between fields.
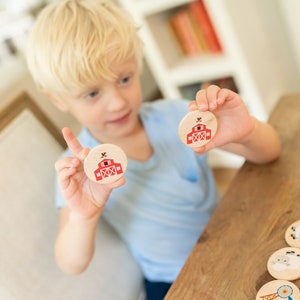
xmin=189 ymin=85 xmax=255 ymax=154
xmin=55 ymin=128 xmax=125 ymax=220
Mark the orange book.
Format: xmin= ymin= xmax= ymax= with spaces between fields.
xmin=167 ymin=16 xmax=187 ymax=55
xmin=168 ymin=9 xmax=202 ymax=56
xmin=187 ymin=8 xmax=209 ymax=53
xmin=188 ymin=0 xmax=222 ymax=53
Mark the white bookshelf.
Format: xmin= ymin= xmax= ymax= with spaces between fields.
xmin=1 ymin=0 xmax=299 ymax=168
xmin=278 ymin=0 xmax=300 ymax=77
xmin=117 ymin=0 xmax=300 ymax=167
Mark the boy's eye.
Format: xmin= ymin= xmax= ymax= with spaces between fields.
xmin=86 ymin=91 xmax=99 ymax=99
xmin=120 ymin=76 xmax=131 ymax=85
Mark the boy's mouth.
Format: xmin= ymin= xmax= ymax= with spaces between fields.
xmin=108 ymin=111 xmax=131 ymax=125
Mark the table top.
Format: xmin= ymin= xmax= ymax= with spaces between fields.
xmin=165 ymin=94 xmax=300 ymax=299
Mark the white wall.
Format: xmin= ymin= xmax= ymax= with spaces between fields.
xmin=223 ymin=0 xmax=300 ymax=114
xmin=278 ymin=0 xmax=300 ymax=75
xmin=0 ymin=58 xmax=82 ymax=134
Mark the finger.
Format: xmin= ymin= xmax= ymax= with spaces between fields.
xmin=55 ymin=156 xmax=80 ymax=173
xmin=217 ymin=88 xmax=235 ymax=105
xmin=57 ymin=166 xmax=78 ymax=190
xmin=193 ymin=141 xmax=215 ymax=155
xmin=62 ymin=127 xmax=88 ymax=160
xmin=205 ymin=85 xmax=221 ymax=111
xmin=108 ymin=177 xmax=126 ymax=189
xmin=192 ymin=145 xmax=206 ymax=155
xmin=56 ymin=167 xmax=78 ymax=193
xmin=88 ymin=177 xmax=126 ymax=208
xmin=62 ymin=127 xmax=82 ymax=157
xmin=195 ymin=89 xmax=209 ymax=111
xmin=188 ymin=100 xmax=198 ymax=111
xmin=55 ymin=157 xmax=80 ymax=188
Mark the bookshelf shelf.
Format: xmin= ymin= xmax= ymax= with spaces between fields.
xmin=170 ymin=54 xmax=232 ymax=86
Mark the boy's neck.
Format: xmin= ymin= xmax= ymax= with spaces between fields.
xmin=89 ymin=122 xmax=153 ymax=162
xmin=119 ymin=126 xmax=153 ymax=162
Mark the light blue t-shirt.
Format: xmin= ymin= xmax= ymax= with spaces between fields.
xmin=56 ymin=99 xmax=219 ymax=282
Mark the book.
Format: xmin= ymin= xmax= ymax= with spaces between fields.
xmin=168 ymin=8 xmax=202 ymax=56
xmin=187 ymin=8 xmax=209 ymax=53
xmin=188 ymin=0 xmax=222 ymax=53
xmin=167 ymin=13 xmax=187 ymax=55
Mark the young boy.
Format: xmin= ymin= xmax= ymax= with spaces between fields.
xmin=26 ymin=1 xmax=281 ymax=299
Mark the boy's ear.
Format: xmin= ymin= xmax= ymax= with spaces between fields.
xmin=41 ymin=89 xmax=69 ymax=112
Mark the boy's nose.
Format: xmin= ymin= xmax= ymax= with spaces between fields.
xmin=106 ymin=89 xmax=126 ymax=111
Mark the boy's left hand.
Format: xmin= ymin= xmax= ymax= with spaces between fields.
xmin=189 ymin=85 xmax=255 ymax=154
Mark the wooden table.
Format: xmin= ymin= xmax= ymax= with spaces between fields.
xmin=165 ymin=94 xmax=300 ymax=299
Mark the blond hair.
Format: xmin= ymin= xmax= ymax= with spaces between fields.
xmin=26 ymin=0 xmax=143 ymax=96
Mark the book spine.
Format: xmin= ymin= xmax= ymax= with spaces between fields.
xmin=167 ymin=15 xmax=188 ymax=55
xmin=188 ymin=0 xmax=222 ymax=53
xmin=187 ymin=8 xmax=209 ymax=53
xmin=168 ymin=9 xmax=202 ymax=56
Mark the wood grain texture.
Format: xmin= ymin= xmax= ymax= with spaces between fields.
xmin=165 ymin=94 xmax=300 ymax=299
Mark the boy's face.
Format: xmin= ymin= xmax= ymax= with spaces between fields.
xmin=57 ymin=58 xmax=143 ymax=143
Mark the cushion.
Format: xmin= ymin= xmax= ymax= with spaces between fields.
xmin=0 ymin=94 xmax=144 ymax=300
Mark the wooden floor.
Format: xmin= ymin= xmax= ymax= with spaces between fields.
xmin=212 ymin=168 xmax=239 ymax=195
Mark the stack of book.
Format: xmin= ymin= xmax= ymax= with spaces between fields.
xmin=168 ymin=0 xmax=222 ymax=56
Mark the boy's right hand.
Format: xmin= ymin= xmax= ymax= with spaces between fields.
xmin=55 ymin=127 xmax=125 ymax=220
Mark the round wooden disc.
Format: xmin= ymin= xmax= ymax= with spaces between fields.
xmin=285 ymin=220 xmax=300 ymax=248
xmin=256 ymin=280 xmax=300 ymax=300
xmin=267 ymin=247 xmax=300 ymax=280
xmin=178 ymin=110 xmax=217 ymax=148
xmin=83 ymin=144 xmax=128 ymax=184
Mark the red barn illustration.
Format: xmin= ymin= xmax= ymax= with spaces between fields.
xmin=186 ymin=122 xmax=212 ymax=145
xmin=94 ymin=158 xmax=123 ymax=181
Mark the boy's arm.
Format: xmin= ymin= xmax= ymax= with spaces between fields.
xmin=219 ymin=117 xmax=280 ymax=164
xmin=54 ymin=206 xmax=102 ymax=274
xmin=54 ymin=128 xmax=125 ymax=274
xmin=190 ymin=85 xmax=281 ymax=163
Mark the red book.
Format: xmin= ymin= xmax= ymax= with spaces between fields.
xmin=168 ymin=9 xmax=202 ymax=56
xmin=187 ymin=8 xmax=209 ymax=53
xmin=188 ymin=0 xmax=222 ymax=53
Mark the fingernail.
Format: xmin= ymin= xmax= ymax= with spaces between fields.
xmin=209 ymin=102 xmax=216 ymax=109
xmin=71 ymin=158 xmax=79 ymax=165
xmin=198 ymin=103 xmax=207 ymax=111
